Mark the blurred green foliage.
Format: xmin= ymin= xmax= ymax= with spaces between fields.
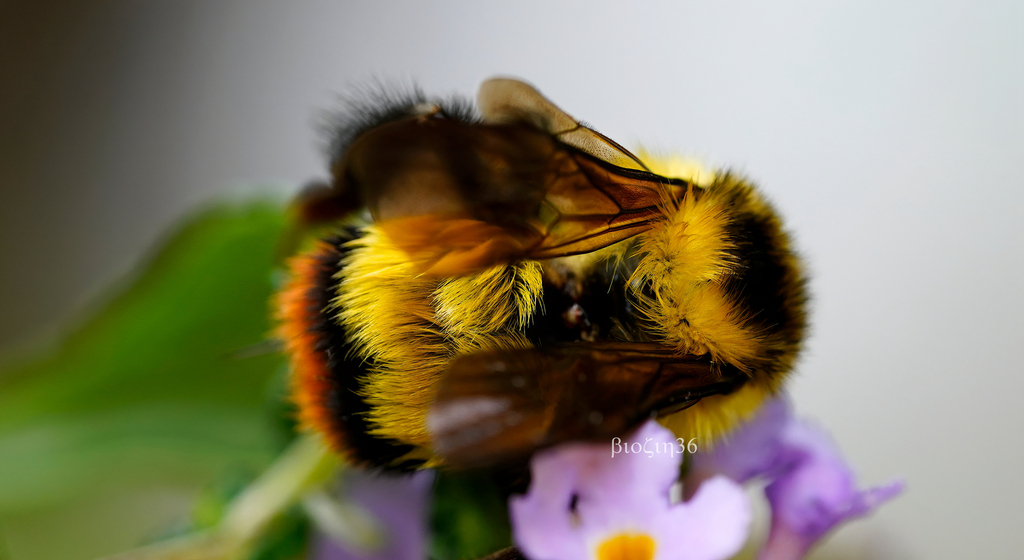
xmin=431 ymin=471 xmax=513 ymax=560
xmin=0 ymin=203 xmax=292 ymax=557
xmin=0 ymin=201 xmax=519 ymax=560
xmin=248 ymin=506 xmax=310 ymax=560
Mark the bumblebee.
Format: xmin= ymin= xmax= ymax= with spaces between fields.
xmin=276 ymin=78 xmax=807 ymax=471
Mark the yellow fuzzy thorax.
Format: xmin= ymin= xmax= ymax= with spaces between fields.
xmin=631 ymin=153 xmax=793 ymax=445
xmin=334 ymin=226 xmax=543 ymax=452
xmin=631 ymin=154 xmax=763 ymax=368
xmin=628 ymin=182 xmax=763 ymax=369
xmin=332 ymin=153 xmax=802 ymax=459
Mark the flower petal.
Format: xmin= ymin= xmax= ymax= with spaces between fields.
xmin=687 ymin=397 xmax=792 ymax=486
xmin=582 ymin=421 xmax=682 ymax=507
xmin=510 ymin=449 xmax=587 ymax=560
xmin=512 ymin=421 xmax=753 ymax=560
xmin=312 ymin=469 xmax=434 ymax=560
xmin=652 ymin=476 xmax=751 ymax=560
xmin=683 ymin=396 xmax=904 ymax=560
xmin=758 ymin=419 xmax=905 ymax=560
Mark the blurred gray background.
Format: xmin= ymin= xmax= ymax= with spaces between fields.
xmin=1 ymin=1 xmax=1021 ymax=559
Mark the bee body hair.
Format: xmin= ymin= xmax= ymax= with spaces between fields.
xmin=277 ymin=79 xmax=808 ymax=469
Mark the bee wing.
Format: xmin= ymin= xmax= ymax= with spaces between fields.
xmin=330 ymin=78 xmax=693 ymax=275
xmin=477 ymin=77 xmax=650 ymax=172
xmin=524 ymin=149 xmax=682 ymax=259
xmin=427 ymin=343 xmax=741 ymax=469
xmin=376 ymin=144 xmax=686 ymax=275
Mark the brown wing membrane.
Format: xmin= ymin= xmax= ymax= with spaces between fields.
xmin=341 ymin=114 xmax=692 ymax=275
xmin=296 ymin=78 xmax=698 ymax=275
xmin=477 ymin=77 xmax=651 ymax=172
xmin=526 ymin=149 xmax=688 ymax=260
xmin=427 ymin=343 xmax=743 ymax=469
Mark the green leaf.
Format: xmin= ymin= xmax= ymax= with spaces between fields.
xmin=0 ymin=202 xmax=291 ymax=514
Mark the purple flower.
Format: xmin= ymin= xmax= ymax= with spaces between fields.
xmin=510 ymin=421 xmax=751 ymax=560
xmin=311 ymin=468 xmax=434 ymax=560
xmin=687 ymin=397 xmax=903 ymax=560
xmin=686 ymin=398 xmax=792 ymax=487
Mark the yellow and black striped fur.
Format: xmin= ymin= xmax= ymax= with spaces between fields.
xmin=277 ymin=78 xmax=807 ymax=471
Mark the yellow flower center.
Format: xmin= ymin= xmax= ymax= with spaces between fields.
xmin=596 ymin=533 xmax=656 ymax=560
